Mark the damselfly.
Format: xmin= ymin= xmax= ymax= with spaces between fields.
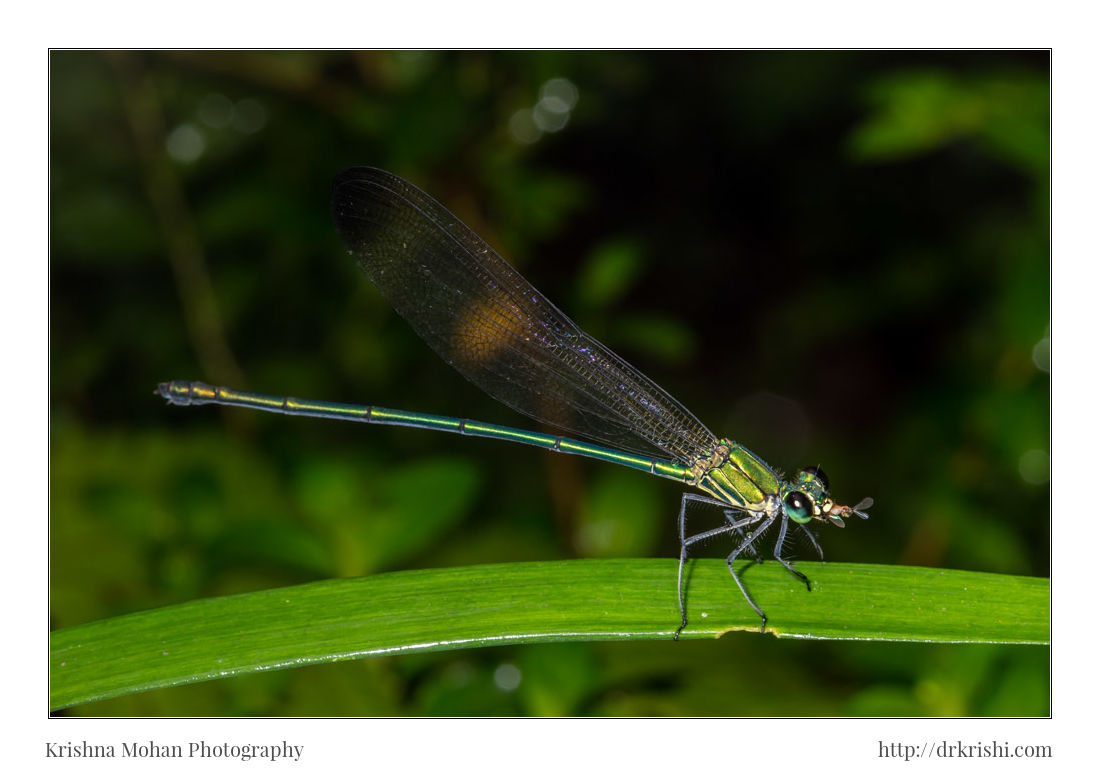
xmin=158 ymin=167 xmax=872 ymax=638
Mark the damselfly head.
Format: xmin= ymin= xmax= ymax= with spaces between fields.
xmin=782 ymin=466 xmax=832 ymax=525
xmin=785 ymin=466 xmax=872 ymax=529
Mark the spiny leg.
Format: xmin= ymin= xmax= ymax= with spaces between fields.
xmin=727 ymin=509 xmax=764 ymax=563
xmin=799 ymin=522 xmax=824 ymax=561
xmin=675 ymin=492 xmax=760 ymax=640
xmin=725 ymin=517 xmax=776 ymax=633
xmin=772 ymin=516 xmax=811 ymax=591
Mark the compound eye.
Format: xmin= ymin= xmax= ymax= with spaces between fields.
xmin=784 ymin=491 xmax=814 ymax=524
xmin=798 ymin=466 xmax=830 ymax=492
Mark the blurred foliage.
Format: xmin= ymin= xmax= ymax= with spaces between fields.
xmin=50 ymin=50 xmax=1049 ymax=716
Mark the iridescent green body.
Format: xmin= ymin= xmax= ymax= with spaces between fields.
xmin=159 ymin=381 xmax=696 ymax=484
xmin=159 ymin=379 xmax=871 ymax=638
xmin=158 ymin=383 xmax=824 ymax=516
xmin=696 ymin=440 xmax=779 ymax=509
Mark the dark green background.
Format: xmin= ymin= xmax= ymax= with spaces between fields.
xmin=50 ymin=50 xmax=1049 ymax=715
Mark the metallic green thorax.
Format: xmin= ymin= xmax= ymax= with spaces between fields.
xmin=694 ymin=438 xmax=782 ymax=510
xmin=691 ymin=438 xmax=850 ymax=527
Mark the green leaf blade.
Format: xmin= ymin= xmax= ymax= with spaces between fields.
xmin=50 ymin=560 xmax=1049 ymax=711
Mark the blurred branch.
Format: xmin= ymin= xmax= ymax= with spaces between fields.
xmin=106 ymin=51 xmax=245 ymax=389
